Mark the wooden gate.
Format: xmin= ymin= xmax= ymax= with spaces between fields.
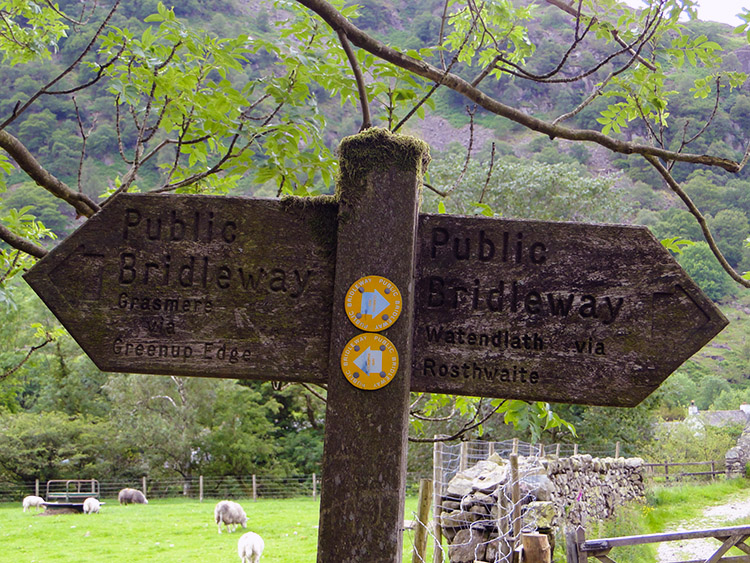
xmin=567 ymin=525 xmax=750 ymax=563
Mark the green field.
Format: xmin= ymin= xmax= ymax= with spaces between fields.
xmin=0 ymin=496 xmax=435 ymax=562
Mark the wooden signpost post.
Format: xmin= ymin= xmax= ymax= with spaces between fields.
xmin=24 ymin=128 xmax=727 ymax=561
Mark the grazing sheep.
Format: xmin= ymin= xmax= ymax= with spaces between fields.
xmin=82 ymin=497 xmax=101 ymax=514
xmin=237 ymin=531 xmax=264 ymax=563
xmin=215 ymin=500 xmax=247 ymax=534
xmin=22 ymin=495 xmax=44 ymax=512
xmin=118 ymin=488 xmax=148 ymax=505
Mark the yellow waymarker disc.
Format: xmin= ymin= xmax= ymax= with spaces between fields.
xmin=344 ymin=275 xmax=402 ymax=332
xmin=340 ymin=333 xmax=399 ymax=390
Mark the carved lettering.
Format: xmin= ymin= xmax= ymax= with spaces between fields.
xmin=421 ymin=358 xmax=540 ymax=384
xmin=122 ymin=206 xmax=237 ymax=244
xmin=117 ymin=253 xmax=313 ymax=297
xmin=424 ymin=325 xmax=544 ymax=351
xmin=429 ymin=227 xmax=547 ymax=265
xmin=425 ymin=276 xmax=624 ymax=325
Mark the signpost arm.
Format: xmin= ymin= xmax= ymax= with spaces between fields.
xmin=317 ymin=128 xmax=429 ymax=562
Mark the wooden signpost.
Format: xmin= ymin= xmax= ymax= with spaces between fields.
xmin=411 ymin=214 xmax=728 ymax=406
xmin=24 ymin=128 xmax=727 ymax=561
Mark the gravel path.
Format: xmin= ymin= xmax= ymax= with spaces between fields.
xmin=657 ymin=489 xmax=750 ymax=562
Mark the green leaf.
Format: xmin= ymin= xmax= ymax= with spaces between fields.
xmin=661 ymin=237 xmax=696 ymax=255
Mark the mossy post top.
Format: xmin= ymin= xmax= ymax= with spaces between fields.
xmin=336 ymin=127 xmax=430 ymax=208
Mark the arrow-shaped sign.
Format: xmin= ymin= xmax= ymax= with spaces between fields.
xmin=24 ymin=194 xmax=337 ymax=384
xmin=409 ymin=214 xmax=728 ymax=406
xmin=24 ymin=194 xmax=727 ymax=406
xmin=361 ymin=289 xmax=390 ymax=318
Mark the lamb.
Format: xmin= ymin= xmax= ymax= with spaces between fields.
xmin=215 ymin=500 xmax=247 ymax=534
xmin=22 ymin=495 xmax=44 ymax=512
xmin=237 ymin=531 xmax=264 ymax=563
xmin=118 ymin=488 xmax=148 ymax=504
xmin=82 ymin=497 xmax=101 ymax=514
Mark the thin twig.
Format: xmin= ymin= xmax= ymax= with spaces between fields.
xmin=408 ymin=400 xmax=507 ymax=443
xmin=299 ymin=382 xmax=328 ymax=403
xmin=444 ymin=105 xmax=476 ymax=198
xmin=337 ymin=29 xmax=371 ymax=131
xmin=544 ymin=0 xmax=657 ymax=71
xmin=73 ymin=96 xmax=97 ymax=194
xmin=645 ymin=155 xmax=750 ymax=288
xmin=478 ymin=142 xmax=496 ymax=205
xmin=0 ymin=0 xmax=121 ymax=132
xmin=1 ymin=335 xmax=55 ymax=382
xmin=423 ymin=181 xmax=448 ymax=197
xmin=0 ymin=250 xmax=21 ymax=285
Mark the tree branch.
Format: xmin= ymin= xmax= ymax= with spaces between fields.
xmin=0 ymin=335 xmax=55 ymax=382
xmin=0 ymin=0 xmax=121 ymax=131
xmin=408 ymin=399 xmax=506 ymax=443
xmin=292 ymin=0 xmax=741 ymax=173
xmin=645 ymin=155 xmax=750 ymax=288
xmin=543 ymin=0 xmax=657 ymax=71
xmin=0 ymin=225 xmax=47 ymax=258
xmin=0 ymin=130 xmax=100 ymax=218
xmin=336 ymin=29 xmax=371 ymax=131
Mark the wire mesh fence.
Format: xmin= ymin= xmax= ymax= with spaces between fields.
xmin=1 ymin=439 xmax=698 ymax=562
xmin=405 ymin=439 xmax=639 ymax=562
xmin=0 ymin=474 xmax=324 ymax=503
xmin=402 ymin=439 xmax=565 ymax=563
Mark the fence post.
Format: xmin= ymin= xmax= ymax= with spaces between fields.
xmin=665 ymin=461 xmax=669 ymax=481
xmin=252 ymin=474 xmax=257 ymax=501
xmin=522 ymin=532 xmax=551 ymax=563
xmin=142 ymin=476 xmax=147 ymax=496
xmin=615 ymin=441 xmax=621 ymax=458
xmin=565 ymin=526 xmax=586 ymax=563
xmin=312 ymin=473 xmax=317 ymax=500
xmin=512 ymin=438 xmax=519 ymax=455
xmin=459 ymin=442 xmax=468 ymax=471
xmin=555 ymin=443 xmax=561 ymax=457
xmin=199 ymin=475 xmax=203 ymax=503
xmin=412 ymin=479 xmax=433 ymax=563
xmin=510 ymin=453 xmax=521 ymax=550
xmin=433 ymin=439 xmax=444 ymax=563
xmin=488 ymin=442 xmax=495 ymax=458
xmin=573 ymin=443 xmax=578 ymax=455
xmin=35 ymin=479 xmax=39 ymax=497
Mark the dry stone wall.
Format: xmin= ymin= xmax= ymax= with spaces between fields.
xmin=438 ymin=453 xmax=645 ymax=563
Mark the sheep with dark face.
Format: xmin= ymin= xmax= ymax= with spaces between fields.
xmin=238 ymin=531 xmax=264 ymax=563
xmin=83 ymin=497 xmax=101 ymax=514
xmin=215 ymin=500 xmax=247 ymax=534
xmin=22 ymin=496 xmax=44 ymax=512
xmin=118 ymin=488 xmax=148 ymax=505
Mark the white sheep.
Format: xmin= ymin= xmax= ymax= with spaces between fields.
xmin=82 ymin=497 xmax=101 ymax=514
xmin=118 ymin=488 xmax=148 ymax=504
xmin=237 ymin=531 xmax=264 ymax=563
xmin=22 ymin=495 xmax=44 ymax=512
xmin=215 ymin=500 xmax=247 ymax=534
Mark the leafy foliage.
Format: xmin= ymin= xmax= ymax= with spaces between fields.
xmin=678 ymin=242 xmax=735 ymax=301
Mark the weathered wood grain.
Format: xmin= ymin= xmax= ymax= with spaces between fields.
xmin=411 ymin=214 xmax=728 ymax=406
xmin=24 ymin=196 xmax=728 ymax=406
xmin=316 ymin=128 xmax=427 ymax=562
xmin=24 ymin=193 xmax=337 ymax=383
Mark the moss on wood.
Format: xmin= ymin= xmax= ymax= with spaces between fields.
xmin=335 ymin=127 xmax=430 ymax=212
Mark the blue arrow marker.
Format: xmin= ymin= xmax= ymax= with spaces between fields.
xmin=354 ymin=347 xmax=382 ymax=375
xmin=361 ymin=289 xmax=389 ymax=318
